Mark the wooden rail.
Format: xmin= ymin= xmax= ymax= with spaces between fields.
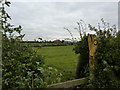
xmin=47 ymin=77 xmax=88 ymax=88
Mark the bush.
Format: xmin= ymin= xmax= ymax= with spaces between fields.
xmin=73 ymin=19 xmax=120 ymax=88
xmin=88 ymin=19 xmax=120 ymax=88
xmin=73 ymin=35 xmax=89 ymax=78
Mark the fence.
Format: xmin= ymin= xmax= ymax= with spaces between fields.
xmin=48 ymin=77 xmax=88 ymax=88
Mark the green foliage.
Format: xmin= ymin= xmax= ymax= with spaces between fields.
xmin=88 ymin=19 xmax=120 ymax=88
xmin=73 ymin=35 xmax=89 ymax=78
xmin=1 ymin=0 xmax=62 ymax=89
xmin=73 ymin=19 xmax=120 ymax=88
xmin=43 ymin=66 xmax=63 ymax=85
xmin=2 ymin=37 xmax=45 ymax=89
xmin=73 ymin=35 xmax=89 ymax=59
xmin=36 ymin=46 xmax=78 ymax=81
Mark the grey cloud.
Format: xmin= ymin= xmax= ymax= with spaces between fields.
xmin=6 ymin=2 xmax=118 ymax=40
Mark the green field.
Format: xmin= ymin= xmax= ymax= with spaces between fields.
xmin=36 ymin=46 xmax=79 ymax=81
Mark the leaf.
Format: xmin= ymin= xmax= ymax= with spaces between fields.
xmin=48 ymin=67 xmax=53 ymax=70
xmin=103 ymin=67 xmax=110 ymax=72
xmin=27 ymin=71 xmax=33 ymax=76
xmin=37 ymin=67 xmax=44 ymax=73
xmin=5 ymin=1 xmax=11 ymax=7
xmin=36 ymin=62 xmax=40 ymax=64
xmin=102 ymin=60 xmax=108 ymax=65
xmin=6 ymin=13 xmax=11 ymax=20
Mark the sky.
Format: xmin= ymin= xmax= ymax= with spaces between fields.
xmin=6 ymin=1 xmax=118 ymax=41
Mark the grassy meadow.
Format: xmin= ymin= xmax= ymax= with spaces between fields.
xmin=36 ymin=46 xmax=79 ymax=81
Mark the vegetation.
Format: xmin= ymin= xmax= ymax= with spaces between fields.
xmin=21 ymin=42 xmax=55 ymax=47
xmin=36 ymin=46 xmax=78 ymax=81
xmin=73 ymin=35 xmax=89 ymax=78
xmin=88 ymin=19 xmax=120 ymax=88
xmin=65 ymin=18 xmax=120 ymax=88
xmin=1 ymin=0 xmax=120 ymax=89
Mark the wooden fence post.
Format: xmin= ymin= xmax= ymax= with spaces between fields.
xmin=88 ymin=34 xmax=98 ymax=80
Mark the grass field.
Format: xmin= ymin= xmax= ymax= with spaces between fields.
xmin=36 ymin=46 xmax=79 ymax=81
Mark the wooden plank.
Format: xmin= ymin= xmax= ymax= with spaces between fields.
xmin=47 ymin=77 xmax=88 ymax=88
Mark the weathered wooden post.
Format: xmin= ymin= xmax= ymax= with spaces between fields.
xmin=88 ymin=34 xmax=98 ymax=80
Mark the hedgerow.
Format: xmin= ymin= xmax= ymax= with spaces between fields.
xmin=73 ymin=18 xmax=120 ymax=88
xmin=89 ymin=19 xmax=120 ymax=88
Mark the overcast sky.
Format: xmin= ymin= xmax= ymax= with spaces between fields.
xmin=6 ymin=2 xmax=118 ymax=41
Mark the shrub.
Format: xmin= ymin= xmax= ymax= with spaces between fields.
xmin=73 ymin=34 xmax=89 ymax=78
xmin=88 ymin=19 xmax=120 ymax=88
xmin=73 ymin=19 xmax=120 ymax=88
